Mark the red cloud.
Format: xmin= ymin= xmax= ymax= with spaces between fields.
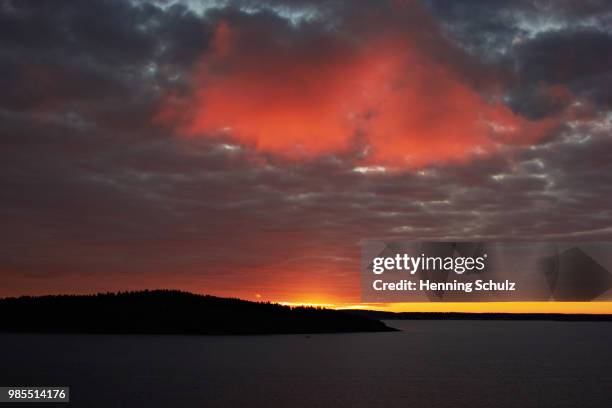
xmin=159 ymin=19 xmax=556 ymax=168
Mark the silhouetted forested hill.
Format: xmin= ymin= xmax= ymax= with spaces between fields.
xmin=0 ymin=290 xmax=395 ymax=335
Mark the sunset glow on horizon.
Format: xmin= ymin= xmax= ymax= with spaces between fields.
xmin=2 ymin=0 xmax=612 ymax=315
xmin=268 ymin=298 xmax=612 ymax=314
xmin=261 ymin=297 xmax=612 ymax=315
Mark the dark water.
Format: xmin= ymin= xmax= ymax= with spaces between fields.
xmin=1 ymin=321 xmax=611 ymax=407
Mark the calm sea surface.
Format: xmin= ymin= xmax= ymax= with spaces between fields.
xmin=1 ymin=320 xmax=611 ymax=407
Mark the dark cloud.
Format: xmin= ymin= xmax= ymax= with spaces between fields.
xmin=424 ymin=0 xmax=612 ymax=116
xmin=0 ymin=0 xmax=209 ymax=115
xmin=1 ymin=0 xmax=611 ymax=301
xmin=511 ymin=29 xmax=612 ymax=112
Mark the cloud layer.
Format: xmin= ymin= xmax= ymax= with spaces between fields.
xmin=1 ymin=0 xmax=612 ymax=301
xmin=160 ymin=1 xmax=558 ymax=167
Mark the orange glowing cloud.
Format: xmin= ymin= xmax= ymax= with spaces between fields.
xmin=159 ymin=20 xmax=556 ymax=168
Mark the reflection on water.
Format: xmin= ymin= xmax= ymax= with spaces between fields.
xmin=1 ymin=320 xmax=611 ymax=407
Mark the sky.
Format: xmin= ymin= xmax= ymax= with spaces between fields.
xmin=1 ymin=0 xmax=612 ymax=312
